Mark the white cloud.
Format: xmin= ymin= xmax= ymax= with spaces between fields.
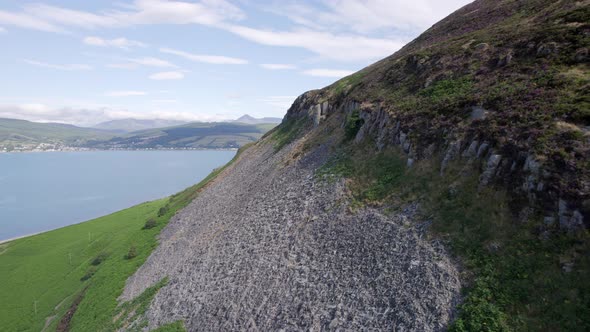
xmin=160 ymin=48 xmax=248 ymax=65
xmin=223 ymin=25 xmax=404 ymax=62
xmin=0 ymin=10 xmax=64 ymax=32
xmin=268 ymin=0 xmax=471 ymax=33
xmin=0 ymin=103 xmax=229 ymax=127
xmin=260 ymin=63 xmax=296 ymax=70
xmin=104 ymin=91 xmax=147 ymax=97
xmin=0 ymin=27 xmax=6 ymax=33
xmin=23 ymin=59 xmax=92 ymax=71
xmin=1 ymin=0 xmax=244 ymax=33
xmin=259 ymin=96 xmax=297 ymax=109
xmin=83 ymin=36 xmax=147 ymax=49
xmin=149 ymin=71 xmax=185 ymax=80
xmin=108 ymin=57 xmax=177 ymax=69
xmin=152 ymin=99 xmax=178 ymax=103
xmin=129 ymin=57 xmax=177 ymax=68
xmin=302 ymin=69 xmax=355 ymax=78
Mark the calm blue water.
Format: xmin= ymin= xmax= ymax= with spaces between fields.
xmin=0 ymin=150 xmax=235 ymax=241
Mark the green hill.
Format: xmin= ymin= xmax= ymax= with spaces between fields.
xmin=0 ymin=118 xmax=113 ymax=151
xmin=0 ymin=118 xmax=277 ymax=151
xmin=86 ymin=122 xmax=276 ymax=150
xmin=0 ymin=146 xmax=246 ymax=332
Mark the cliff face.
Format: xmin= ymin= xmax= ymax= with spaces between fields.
xmin=119 ymin=0 xmax=589 ymax=330
xmin=287 ymin=0 xmax=589 ymax=229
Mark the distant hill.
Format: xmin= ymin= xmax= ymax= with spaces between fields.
xmin=233 ymin=114 xmax=282 ymax=124
xmin=93 ymin=118 xmax=188 ymax=133
xmin=0 ymin=118 xmax=113 ymax=151
xmin=85 ymin=122 xmax=277 ymax=150
xmin=0 ymin=117 xmax=279 ymax=151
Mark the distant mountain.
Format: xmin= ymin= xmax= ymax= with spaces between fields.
xmin=0 ymin=118 xmax=113 ymax=151
xmin=93 ymin=118 xmax=188 ymax=133
xmin=233 ymin=114 xmax=282 ymax=124
xmin=84 ymin=122 xmax=278 ymax=150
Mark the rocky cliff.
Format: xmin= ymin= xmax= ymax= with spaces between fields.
xmin=120 ymin=0 xmax=589 ymax=330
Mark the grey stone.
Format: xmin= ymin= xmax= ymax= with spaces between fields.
xmin=462 ymin=140 xmax=479 ymax=158
xmin=476 ymin=142 xmax=489 ymax=158
xmin=470 ymin=106 xmax=488 ymax=121
xmin=119 ymin=135 xmax=461 ymax=332
xmin=440 ymin=140 xmax=462 ymax=174
xmin=479 ymin=154 xmax=502 ymax=187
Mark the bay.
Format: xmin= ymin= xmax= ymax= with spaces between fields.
xmin=0 ymin=150 xmax=235 ymax=241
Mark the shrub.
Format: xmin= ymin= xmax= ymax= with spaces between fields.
xmin=157 ymin=206 xmax=169 ymax=217
xmin=143 ymin=218 xmax=157 ymax=230
xmin=90 ymin=252 xmax=108 ymax=266
xmin=125 ymin=246 xmax=138 ymax=260
xmin=344 ymin=109 xmax=364 ymax=141
xmin=80 ymin=266 xmax=97 ymax=281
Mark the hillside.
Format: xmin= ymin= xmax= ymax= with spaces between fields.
xmin=1 ymin=0 xmax=588 ymax=331
xmin=92 ymin=119 xmax=189 ymax=133
xmin=0 ymin=118 xmax=113 ymax=151
xmin=233 ymin=114 xmax=283 ymax=124
xmin=118 ymin=0 xmax=589 ymax=331
xmin=0 ymin=119 xmax=277 ymax=151
xmin=85 ymin=122 xmax=276 ymax=150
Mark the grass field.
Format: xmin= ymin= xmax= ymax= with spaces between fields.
xmin=0 ymin=144 xmax=249 ymax=331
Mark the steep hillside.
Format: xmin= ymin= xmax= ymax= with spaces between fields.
xmin=86 ymin=122 xmax=276 ymax=150
xmin=0 ymin=118 xmax=113 ymax=151
xmin=111 ymin=0 xmax=588 ymax=331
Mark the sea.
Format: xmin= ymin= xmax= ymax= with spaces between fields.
xmin=0 ymin=150 xmax=235 ymax=241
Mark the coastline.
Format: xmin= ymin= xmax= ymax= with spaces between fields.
xmin=0 ymin=231 xmax=44 ymax=245
xmin=0 ymin=147 xmax=240 ymax=154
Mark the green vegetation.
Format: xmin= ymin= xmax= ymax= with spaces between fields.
xmin=271 ymin=117 xmax=309 ymax=151
xmin=87 ymin=122 xmax=276 ymax=150
xmin=343 ymin=109 xmax=364 ymax=141
xmin=0 ymin=144 xmax=251 ymax=331
xmin=0 ymin=118 xmax=277 ymax=151
xmin=319 ymin=143 xmax=590 ymax=331
xmin=0 ymin=118 xmax=113 ymax=150
xmin=143 ymin=218 xmax=158 ymax=230
xmin=111 ymin=278 xmax=169 ymax=331
xmin=330 ymin=72 xmax=365 ymax=96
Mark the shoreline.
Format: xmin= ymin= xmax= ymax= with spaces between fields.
xmin=0 ymin=231 xmax=44 ymax=245
xmin=0 ymin=147 xmax=240 ymax=154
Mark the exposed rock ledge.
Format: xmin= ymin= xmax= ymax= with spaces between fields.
xmin=120 ymin=132 xmax=460 ymax=331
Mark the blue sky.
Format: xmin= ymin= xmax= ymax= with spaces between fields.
xmin=0 ymin=0 xmax=470 ymax=126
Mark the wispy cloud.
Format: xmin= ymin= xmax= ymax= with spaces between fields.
xmin=260 ymin=63 xmax=296 ymax=70
xmin=0 ymin=0 xmax=244 ymax=33
xmin=302 ymin=68 xmax=355 ymax=78
xmin=0 ymin=10 xmax=64 ymax=32
xmin=0 ymin=27 xmax=6 ymax=33
xmin=108 ymin=57 xmax=177 ymax=69
xmin=266 ymin=1 xmax=470 ymax=33
xmin=149 ymin=71 xmax=184 ymax=80
xmin=104 ymin=91 xmax=147 ymax=97
xmin=259 ymin=96 xmax=297 ymax=109
xmin=0 ymin=103 xmax=229 ymax=126
xmin=152 ymin=99 xmax=178 ymax=103
xmin=223 ymin=25 xmax=403 ymax=62
xmin=83 ymin=36 xmax=146 ymax=49
xmin=23 ymin=59 xmax=92 ymax=71
xmin=160 ymin=48 xmax=248 ymax=65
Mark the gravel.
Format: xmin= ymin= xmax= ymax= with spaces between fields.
xmin=120 ymin=137 xmax=461 ymax=331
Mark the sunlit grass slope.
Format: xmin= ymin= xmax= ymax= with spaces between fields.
xmin=0 ymin=144 xmax=249 ymax=331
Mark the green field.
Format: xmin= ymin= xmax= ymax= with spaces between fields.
xmin=0 ymin=145 xmax=248 ymax=331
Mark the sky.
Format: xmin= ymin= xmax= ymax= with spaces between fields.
xmin=0 ymin=0 xmax=471 ymax=126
